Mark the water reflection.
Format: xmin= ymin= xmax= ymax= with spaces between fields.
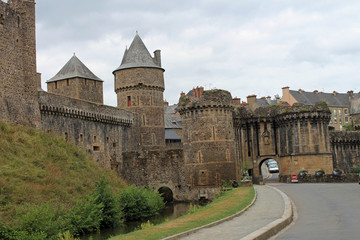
xmin=80 ymin=202 xmax=191 ymax=240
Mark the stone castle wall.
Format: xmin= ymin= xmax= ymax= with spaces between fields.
xmin=0 ymin=0 xmax=40 ymax=127
xmin=330 ymin=131 xmax=360 ymax=173
xmin=38 ymin=91 xmax=135 ymax=169
xmin=47 ymin=78 xmax=103 ymax=104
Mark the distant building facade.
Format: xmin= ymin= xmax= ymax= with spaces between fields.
xmin=281 ymin=87 xmax=360 ymax=130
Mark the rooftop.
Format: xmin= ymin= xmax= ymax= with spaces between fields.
xmin=47 ymin=55 xmax=102 ymax=83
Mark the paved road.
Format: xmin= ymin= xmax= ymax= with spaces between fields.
xmin=273 ymin=183 xmax=360 ymax=240
xmin=180 ymin=185 xmax=284 ymax=240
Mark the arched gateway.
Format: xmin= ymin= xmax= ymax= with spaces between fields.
xmin=234 ymin=102 xmax=333 ymax=184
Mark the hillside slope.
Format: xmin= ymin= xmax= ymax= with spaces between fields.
xmin=0 ymin=121 xmax=125 ymax=226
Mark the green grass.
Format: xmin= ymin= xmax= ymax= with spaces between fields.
xmin=0 ymin=122 xmax=125 ymax=227
xmin=110 ymin=187 xmax=255 ymax=240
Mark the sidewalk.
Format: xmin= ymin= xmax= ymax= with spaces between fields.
xmin=178 ymin=185 xmax=289 ymax=240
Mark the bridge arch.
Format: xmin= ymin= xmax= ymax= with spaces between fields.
xmin=158 ymin=186 xmax=174 ymax=202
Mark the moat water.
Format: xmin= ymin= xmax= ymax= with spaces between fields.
xmin=80 ymin=202 xmax=191 ymax=240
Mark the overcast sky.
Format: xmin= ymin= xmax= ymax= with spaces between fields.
xmin=35 ymin=0 xmax=360 ymax=106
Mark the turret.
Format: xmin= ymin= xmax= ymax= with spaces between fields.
xmin=178 ymin=89 xmax=240 ymax=191
xmin=46 ymin=54 xmax=104 ymax=104
xmin=113 ymin=34 xmax=165 ymax=147
xmin=0 ymin=0 xmax=40 ymax=127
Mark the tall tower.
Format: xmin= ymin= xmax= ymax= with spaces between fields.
xmin=0 ymin=0 xmax=41 ymax=127
xmin=178 ymin=89 xmax=240 ymax=192
xmin=113 ymin=34 xmax=165 ymax=147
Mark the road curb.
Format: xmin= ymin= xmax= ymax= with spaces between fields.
xmin=162 ymin=188 xmax=258 ymax=240
xmin=240 ymin=185 xmax=293 ymax=240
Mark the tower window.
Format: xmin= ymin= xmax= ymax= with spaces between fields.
xmin=127 ymin=96 xmax=131 ymax=107
xmin=142 ymin=115 xmax=146 ymax=126
xmin=152 ymin=133 xmax=156 ymax=145
xmin=66 ymin=79 xmax=69 ymax=86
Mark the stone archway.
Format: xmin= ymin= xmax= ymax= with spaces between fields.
xmin=158 ymin=186 xmax=174 ymax=203
xmin=252 ymin=156 xmax=280 ymax=184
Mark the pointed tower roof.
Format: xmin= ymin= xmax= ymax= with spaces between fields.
xmin=47 ymin=54 xmax=103 ymax=82
xmin=114 ymin=34 xmax=164 ymax=72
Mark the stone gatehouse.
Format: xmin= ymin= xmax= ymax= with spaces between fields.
xmin=1 ymin=0 xmax=360 ymax=201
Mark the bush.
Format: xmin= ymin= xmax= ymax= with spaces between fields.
xmin=93 ymin=175 xmax=122 ymax=227
xmin=118 ymin=185 xmax=165 ymax=221
xmin=353 ymin=167 xmax=360 ymax=174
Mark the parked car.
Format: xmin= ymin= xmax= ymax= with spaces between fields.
xmin=268 ymin=164 xmax=279 ymax=173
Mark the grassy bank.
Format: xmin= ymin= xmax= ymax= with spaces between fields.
xmin=111 ymin=186 xmax=255 ymax=240
xmin=0 ymin=122 xmax=126 ymax=238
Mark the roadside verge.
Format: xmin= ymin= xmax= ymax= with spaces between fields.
xmin=240 ymin=186 xmax=293 ymax=240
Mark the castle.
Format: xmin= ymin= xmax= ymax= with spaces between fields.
xmin=1 ymin=0 xmax=360 ymax=201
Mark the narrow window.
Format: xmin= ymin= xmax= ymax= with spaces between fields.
xmin=127 ymin=96 xmax=131 ymax=107
xmin=79 ymin=134 xmax=84 ymax=142
xmin=66 ymin=79 xmax=69 ymax=86
xmin=212 ymin=126 xmax=216 ymax=140
xmin=17 ymin=16 xmax=20 ymax=27
xmin=85 ymin=79 xmax=87 ymax=85
xmin=106 ymin=137 xmax=109 ymax=143
xmin=142 ymin=115 xmax=146 ymax=126
xmin=94 ymin=81 xmax=97 ymax=87
xmin=197 ymin=150 xmax=203 ymax=163
xmin=65 ymin=132 xmax=68 ymax=141
xmin=93 ymin=136 xmax=97 ymax=142
xmin=345 ymin=117 xmax=349 ymax=123
xmin=55 ymin=81 xmax=58 ymax=89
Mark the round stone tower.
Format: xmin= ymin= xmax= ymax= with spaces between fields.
xmin=113 ymin=34 xmax=165 ymax=147
xmin=178 ymin=89 xmax=240 ymax=197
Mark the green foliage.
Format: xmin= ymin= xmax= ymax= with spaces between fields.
xmin=353 ymin=166 xmax=360 ymax=174
xmin=139 ymin=220 xmax=154 ymax=230
xmin=0 ymin=222 xmax=47 ymax=240
xmin=93 ymin=175 xmax=122 ymax=227
xmin=58 ymin=231 xmax=79 ymax=240
xmin=187 ymin=203 xmax=201 ymax=214
xmin=15 ymin=202 xmax=66 ymax=239
xmin=0 ymin=122 xmax=126 ymax=238
xmin=118 ymin=185 xmax=165 ymax=221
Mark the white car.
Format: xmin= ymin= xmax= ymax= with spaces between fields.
xmin=268 ymin=164 xmax=279 ymax=173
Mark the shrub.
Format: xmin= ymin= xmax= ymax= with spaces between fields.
xmin=93 ymin=175 xmax=122 ymax=227
xmin=353 ymin=167 xmax=360 ymax=174
xmin=118 ymin=185 xmax=165 ymax=221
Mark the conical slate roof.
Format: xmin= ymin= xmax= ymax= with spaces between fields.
xmin=47 ymin=55 xmax=103 ymax=82
xmin=114 ymin=34 xmax=164 ymax=72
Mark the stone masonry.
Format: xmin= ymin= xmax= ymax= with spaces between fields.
xmin=1 ymin=0 xmax=360 ymax=201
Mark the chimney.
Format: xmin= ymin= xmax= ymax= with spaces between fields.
xmin=333 ymin=91 xmax=338 ymax=96
xmin=153 ymin=50 xmax=161 ymax=67
xmin=233 ymin=97 xmax=241 ymax=104
xmin=163 ymin=100 xmax=169 ymax=106
xmin=313 ymin=90 xmax=318 ymax=94
xmin=199 ymin=86 xmax=204 ymax=98
xmin=180 ymin=91 xmax=185 ymax=97
xmin=266 ymin=96 xmax=271 ymax=104
xmin=247 ymin=95 xmax=257 ymax=111
xmin=298 ymin=89 xmax=304 ymax=93
xmin=347 ymin=90 xmax=354 ymax=95
xmin=192 ymin=87 xmax=196 ymax=97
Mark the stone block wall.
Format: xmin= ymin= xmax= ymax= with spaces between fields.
xmin=47 ymin=78 xmax=103 ymax=104
xmin=331 ymin=131 xmax=360 ymax=173
xmin=0 ymin=0 xmax=40 ymax=127
xmin=38 ymin=91 xmax=135 ymax=168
